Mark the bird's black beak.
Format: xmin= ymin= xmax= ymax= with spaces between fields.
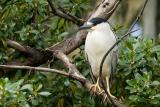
xmin=79 ymin=22 xmax=94 ymax=30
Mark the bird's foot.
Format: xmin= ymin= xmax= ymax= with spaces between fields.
xmin=89 ymin=78 xmax=102 ymax=95
xmin=103 ymin=93 xmax=117 ymax=102
xmin=89 ymin=83 xmax=102 ymax=95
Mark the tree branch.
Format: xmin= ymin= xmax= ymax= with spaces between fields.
xmin=0 ymin=65 xmax=69 ymax=76
xmin=6 ymin=39 xmax=52 ymax=66
xmin=6 ymin=39 xmax=27 ymax=53
xmin=89 ymin=0 xmax=121 ymax=19
xmin=53 ymin=50 xmax=86 ymax=82
xmin=47 ymin=0 xmax=84 ymax=25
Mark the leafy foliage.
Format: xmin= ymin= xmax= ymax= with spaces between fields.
xmin=0 ymin=0 xmax=160 ymax=107
xmin=0 ymin=77 xmax=51 ymax=107
xmin=116 ymin=38 xmax=160 ymax=106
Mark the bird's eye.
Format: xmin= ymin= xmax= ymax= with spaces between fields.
xmin=86 ymin=22 xmax=94 ymax=26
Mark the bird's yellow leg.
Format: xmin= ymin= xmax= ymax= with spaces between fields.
xmin=89 ymin=77 xmax=102 ymax=93
xmin=101 ymin=77 xmax=117 ymax=102
xmin=105 ymin=77 xmax=116 ymax=99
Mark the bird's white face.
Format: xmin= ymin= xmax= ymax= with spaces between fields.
xmin=86 ymin=22 xmax=93 ymax=26
xmin=83 ymin=22 xmax=94 ymax=32
xmin=85 ymin=22 xmax=97 ymax=31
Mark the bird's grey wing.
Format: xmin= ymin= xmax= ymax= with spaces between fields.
xmin=85 ymin=52 xmax=96 ymax=83
xmin=111 ymin=50 xmax=118 ymax=73
xmin=110 ymin=50 xmax=118 ymax=85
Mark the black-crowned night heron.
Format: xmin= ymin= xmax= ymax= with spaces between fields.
xmin=80 ymin=17 xmax=118 ymax=98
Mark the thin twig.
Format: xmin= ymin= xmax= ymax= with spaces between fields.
xmin=58 ymin=6 xmax=85 ymax=23
xmin=47 ymin=0 xmax=83 ymax=25
xmin=0 ymin=65 xmax=69 ymax=76
xmin=99 ymin=0 xmax=148 ymax=106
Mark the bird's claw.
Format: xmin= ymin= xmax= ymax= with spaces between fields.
xmin=103 ymin=93 xmax=117 ymax=103
xmin=89 ymin=84 xmax=102 ymax=95
xmin=89 ymin=78 xmax=103 ymax=95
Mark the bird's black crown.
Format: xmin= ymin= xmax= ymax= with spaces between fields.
xmin=89 ymin=17 xmax=107 ymax=25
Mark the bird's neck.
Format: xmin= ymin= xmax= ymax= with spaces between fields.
xmin=92 ymin=22 xmax=110 ymax=31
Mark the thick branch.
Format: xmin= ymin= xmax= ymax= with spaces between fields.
xmin=53 ymin=50 xmax=86 ymax=82
xmin=6 ymin=39 xmax=52 ymax=66
xmin=90 ymin=0 xmax=121 ymax=19
xmin=6 ymin=39 xmax=27 ymax=53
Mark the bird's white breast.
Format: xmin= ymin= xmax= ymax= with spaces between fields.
xmin=85 ymin=22 xmax=117 ymax=78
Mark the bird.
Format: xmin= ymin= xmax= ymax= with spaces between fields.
xmin=80 ymin=17 xmax=118 ymax=98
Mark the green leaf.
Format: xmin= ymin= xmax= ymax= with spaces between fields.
xmin=17 ymin=79 xmax=24 ymax=85
xmin=38 ymin=92 xmax=51 ymax=97
xmin=58 ymin=19 xmax=65 ymax=28
xmin=31 ymin=98 xmax=39 ymax=106
xmin=126 ymin=80 xmax=135 ymax=86
xmin=150 ymin=81 xmax=160 ymax=86
xmin=25 ymin=0 xmax=33 ymax=3
xmin=154 ymin=94 xmax=160 ymax=98
xmin=126 ymin=41 xmax=133 ymax=50
xmin=64 ymin=79 xmax=70 ymax=86
xmin=59 ymin=32 xmax=69 ymax=38
xmin=36 ymin=84 xmax=43 ymax=91
xmin=134 ymin=73 xmax=142 ymax=81
xmin=21 ymin=84 xmax=33 ymax=92
xmin=1 ymin=39 xmax=7 ymax=48
xmin=24 ymin=103 xmax=30 ymax=107
xmin=150 ymin=99 xmax=159 ymax=105
xmin=7 ymin=79 xmax=24 ymax=91
xmin=129 ymin=95 xmax=138 ymax=102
